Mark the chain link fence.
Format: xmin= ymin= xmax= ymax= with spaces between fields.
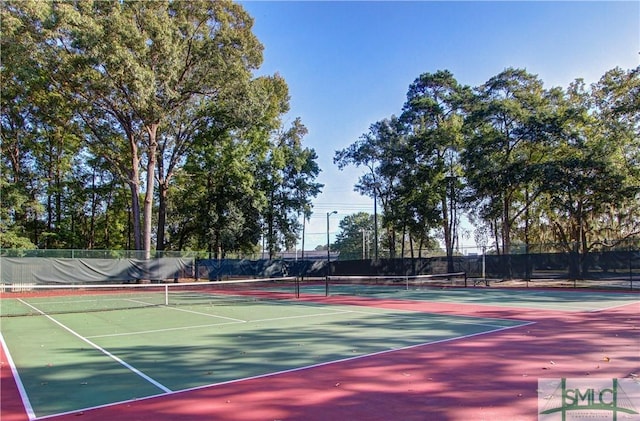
xmin=2 ymin=238 xmax=638 ymax=289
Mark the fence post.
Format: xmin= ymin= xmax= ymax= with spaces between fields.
xmin=630 ymin=244 xmax=634 ymax=291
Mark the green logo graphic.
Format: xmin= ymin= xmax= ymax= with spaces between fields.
xmin=539 ymin=378 xmax=640 ymax=421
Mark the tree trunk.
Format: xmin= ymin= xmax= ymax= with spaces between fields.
xmin=128 ymin=177 xmax=142 ymax=251
xmin=46 ymin=146 xmax=54 ymax=248
xmin=127 ymin=133 xmax=142 ymax=252
xmin=492 ymin=220 xmax=501 ymax=255
xmin=524 ymin=192 xmax=530 ymax=281
xmin=157 ymin=181 xmax=168 ymax=252
xmin=387 ymin=226 xmax=396 ymax=259
xmin=88 ymin=168 xmax=97 ymax=249
xmin=143 ymin=124 xmax=158 ymax=259
xmin=267 ymin=190 xmax=275 ymax=259
xmin=55 ymin=159 xmax=62 ymax=242
xmin=409 ymin=234 xmax=415 ymax=259
xmin=442 ymin=195 xmax=454 ymax=273
xmin=502 ymin=195 xmax=513 ymax=278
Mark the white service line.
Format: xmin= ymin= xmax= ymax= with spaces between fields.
xmin=88 ymin=310 xmax=355 ymax=338
xmin=161 ymin=304 xmax=247 ymax=322
xmin=590 ymin=300 xmax=640 ymax=313
xmin=239 ymin=310 xmax=354 ymax=324
xmin=35 ymin=319 xmax=538 ymax=421
xmin=16 ymin=299 xmax=172 ymax=394
xmin=121 ymin=297 xmax=247 ymax=322
xmin=86 ymin=321 xmax=244 ymax=338
xmin=332 ymin=307 xmax=523 ymax=328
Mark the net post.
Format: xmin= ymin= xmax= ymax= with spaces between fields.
xmin=325 ymin=276 xmax=329 ymax=297
xmin=164 ymin=284 xmax=169 ymax=305
xmin=464 ymin=272 xmax=468 ymax=288
xmin=405 ymin=275 xmax=409 ymax=291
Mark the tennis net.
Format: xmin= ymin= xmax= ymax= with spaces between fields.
xmin=0 ymin=277 xmax=297 ymax=317
xmin=324 ymin=272 xmax=468 ymax=296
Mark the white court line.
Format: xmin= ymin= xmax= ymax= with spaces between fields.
xmin=161 ymin=304 xmax=246 ymax=322
xmin=1 ymin=332 xmax=37 ymax=420
xmin=32 ymin=319 xmax=536 ymax=421
xmin=589 ymin=300 xmax=640 ymax=313
xmin=342 ymin=310 xmax=513 ymax=328
xmin=333 ymin=307 xmax=524 ymax=328
xmin=242 ymin=310 xmax=354 ymax=324
xmin=123 ymin=297 xmax=249 ymax=322
xmin=86 ymin=321 xmax=243 ymax=338
xmin=16 ymin=299 xmax=172 ymax=394
xmin=448 ymin=290 xmax=640 ymax=312
xmin=408 ymin=293 xmax=597 ymax=312
xmin=87 ymin=310 xmax=355 ymax=338
xmin=26 ymin=297 xmax=132 ymax=305
xmin=87 ymin=305 xmax=515 ymax=339
xmin=485 ymin=300 xmax=619 ymax=312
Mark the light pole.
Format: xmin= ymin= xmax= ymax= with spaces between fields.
xmin=326 ymin=211 xmax=337 ymax=296
xmin=373 ymin=184 xmax=379 ymax=260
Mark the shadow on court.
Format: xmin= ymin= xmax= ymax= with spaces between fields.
xmin=1 ymin=301 xmax=523 ymax=418
xmin=1 ymin=292 xmax=638 ymax=420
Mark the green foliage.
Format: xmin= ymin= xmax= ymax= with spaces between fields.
xmin=336 ymin=66 xmax=639 ymax=265
xmin=462 ymin=68 xmax=549 ymax=257
xmin=2 ymin=0 xmax=637 ymax=261
xmin=259 ymin=118 xmax=323 ymax=258
xmin=401 ymin=70 xmax=469 ymax=266
xmin=334 ymin=116 xmax=407 ymax=258
xmin=333 ymin=212 xmax=375 ymax=260
xmin=1 ymin=0 xmax=322 ymax=256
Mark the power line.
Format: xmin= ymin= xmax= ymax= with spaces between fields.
xmin=310 ymin=204 xmax=373 ymax=211
xmin=312 ymin=204 xmax=372 ymax=209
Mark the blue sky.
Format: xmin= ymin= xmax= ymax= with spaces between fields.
xmin=241 ymin=1 xmax=640 ymax=251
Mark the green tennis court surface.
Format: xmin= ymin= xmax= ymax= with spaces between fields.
xmin=311 ymin=284 xmax=640 ymax=311
xmin=1 ymin=298 xmax=525 ymax=418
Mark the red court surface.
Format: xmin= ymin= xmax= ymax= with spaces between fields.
xmin=2 ymin=291 xmax=639 ymax=421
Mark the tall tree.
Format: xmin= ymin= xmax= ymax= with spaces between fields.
xmin=166 ymin=75 xmax=285 ymax=256
xmin=260 ymin=118 xmax=323 ymax=258
xmin=401 ymin=70 xmax=468 ymax=270
xmin=1 ymin=0 xmax=83 ymax=248
xmin=335 ymin=116 xmax=406 ymax=258
xmin=539 ymin=70 xmax=640 ymax=276
xmin=462 ymin=68 xmax=548 ymax=262
xmin=39 ymin=0 xmax=263 ymax=257
xmin=179 ymin=131 xmax=264 ymax=258
xmin=590 ymin=66 xmax=640 ymax=237
xmin=332 ymin=212 xmax=375 ymax=260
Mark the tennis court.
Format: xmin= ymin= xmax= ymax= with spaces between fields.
xmin=1 ymin=278 xmax=638 ymax=421
xmin=313 ymin=276 xmax=640 ymax=312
